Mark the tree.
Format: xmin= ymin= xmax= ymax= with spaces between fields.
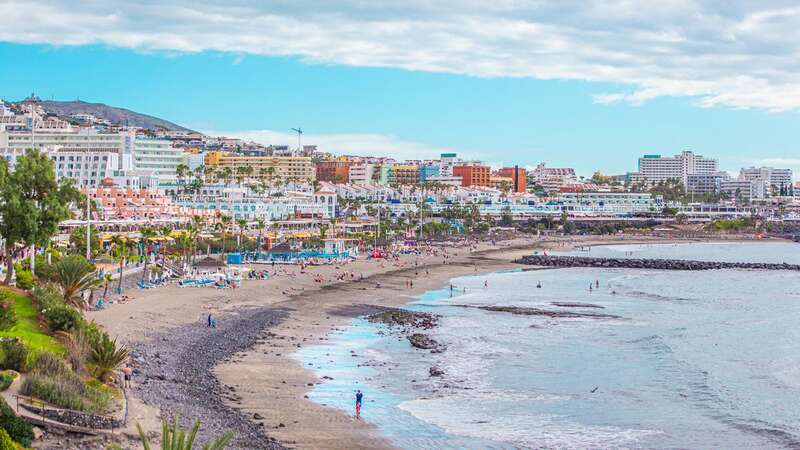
xmin=50 ymin=254 xmax=101 ymax=310
xmin=139 ymin=227 xmax=158 ymax=283
xmin=255 ymin=219 xmax=266 ymax=257
xmin=236 ymin=219 xmax=247 ymax=252
xmin=109 ymin=235 xmax=131 ymax=294
xmin=500 ymin=205 xmax=513 ymax=227
xmin=0 ymin=150 xmax=79 ymax=284
xmin=214 ymin=214 xmax=232 ymax=257
xmin=69 ymin=225 xmax=102 ymax=259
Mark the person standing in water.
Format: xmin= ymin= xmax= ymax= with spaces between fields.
xmin=355 ymin=390 xmax=363 ymax=418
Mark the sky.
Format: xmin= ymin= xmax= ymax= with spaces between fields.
xmin=1 ymin=0 xmax=799 ymax=177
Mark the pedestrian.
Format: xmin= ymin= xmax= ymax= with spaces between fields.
xmin=595 ymin=279 xmax=599 ymax=288
xmin=207 ymin=314 xmax=212 ymax=328
xmin=122 ymin=363 xmax=133 ymax=388
xmin=355 ymin=389 xmax=363 ymax=418
xmin=484 ymin=280 xmax=488 ymax=288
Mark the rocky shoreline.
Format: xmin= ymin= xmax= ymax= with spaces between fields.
xmin=518 ymin=255 xmax=800 ymax=271
xmin=129 ymin=306 xmax=288 ymax=450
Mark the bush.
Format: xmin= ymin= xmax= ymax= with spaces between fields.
xmin=89 ymin=333 xmax=129 ymax=382
xmin=13 ymin=271 xmax=33 ymax=291
xmin=0 ymin=340 xmax=28 ymax=372
xmin=0 ymin=372 xmax=14 ymax=391
xmin=0 ymin=396 xmax=33 ymax=447
xmin=19 ymin=352 xmax=112 ymax=413
xmin=42 ymin=304 xmax=81 ymax=333
xmin=0 ymin=428 xmax=16 ymax=450
xmin=0 ymin=294 xmax=15 ymax=331
xmin=34 ymin=283 xmax=83 ymax=333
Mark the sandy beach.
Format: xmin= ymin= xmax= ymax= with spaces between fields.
xmin=86 ymin=234 xmax=760 ymax=449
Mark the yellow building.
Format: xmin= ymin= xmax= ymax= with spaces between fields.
xmin=490 ymin=176 xmax=514 ymax=189
xmin=392 ymin=165 xmax=420 ymax=185
xmin=205 ymin=151 xmax=315 ymax=182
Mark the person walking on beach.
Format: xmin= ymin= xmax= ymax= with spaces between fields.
xmin=207 ymin=314 xmax=213 ymax=327
xmin=122 ymin=363 xmax=133 ymax=388
xmin=355 ymin=390 xmax=363 ymax=418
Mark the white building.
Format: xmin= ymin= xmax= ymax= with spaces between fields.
xmin=720 ymin=179 xmax=768 ymax=203
xmin=0 ymin=127 xmax=182 ymax=184
xmin=558 ymin=191 xmax=662 ymax=213
xmin=739 ymin=167 xmax=793 ymax=193
xmin=634 ymin=151 xmax=718 ymax=186
xmin=529 ymin=163 xmax=577 ymax=191
xmin=348 ymin=163 xmax=375 ymax=184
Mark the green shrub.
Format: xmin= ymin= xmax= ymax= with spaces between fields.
xmin=19 ymin=352 xmax=112 ymax=413
xmin=0 ymin=295 xmax=15 ymax=331
xmin=0 ymin=396 xmax=33 ymax=447
xmin=31 ymin=283 xmax=62 ymax=309
xmin=0 ymin=340 xmax=28 ymax=372
xmin=0 ymin=428 xmax=15 ymax=450
xmin=33 ymin=283 xmax=83 ymax=333
xmin=0 ymin=372 xmax=14 ymax=391
xmin=13 ymin=271 xmax=33 ymax=291
xmin=89 ymin=333 xmax=129 ymax=382
xmin=42 ymin=304 xmax=81 ymax=333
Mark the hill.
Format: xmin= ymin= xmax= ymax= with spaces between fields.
xmin=38 ymin=100 xmax=194 ymax=132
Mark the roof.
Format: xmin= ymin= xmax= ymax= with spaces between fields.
xmin=194 ymin=256 xmax=227 ymax=268
xmin=268 ymin=242 xmax=294 ymax=253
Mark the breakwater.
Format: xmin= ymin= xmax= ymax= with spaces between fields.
xmin=518 ymin=255 xmax=800 ymax=271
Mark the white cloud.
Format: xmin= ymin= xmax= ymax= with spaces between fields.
xmin=3 ymin=1 xmax=800 ymax=110
xmin=204 ymin=129 xmax=480 ymax=161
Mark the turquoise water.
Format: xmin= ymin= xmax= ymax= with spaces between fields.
xmin=296 ymin=242 xmax=800 ymax=449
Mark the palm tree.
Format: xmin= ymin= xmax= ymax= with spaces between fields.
xmin=236 ymin=219 xmax=247 ymax=252
xmin=110 ymin=235 xmax=130 ymax=294
xmin=214 ymin=214 xmax=232 ymax=257
xmin=50 ymin=255 xmax=101 ymax=310
xmin=139 ymin=227 xmax=158 ymax=283
xmin=101 ymin=273 xmax=113 ymax=300
xmin=89 ymin=333 xmax=129 ymax=381
xmin=255 ymin=219 xmax=266 ymax=259
xmin=138 ymin=414 xmax=234 ymax=450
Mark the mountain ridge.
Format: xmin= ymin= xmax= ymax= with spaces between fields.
xmin=36 ymin=99 xmax=194 ymax=132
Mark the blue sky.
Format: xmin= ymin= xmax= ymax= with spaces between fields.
xmin=1 ymin=1 xmax=799 ymax=177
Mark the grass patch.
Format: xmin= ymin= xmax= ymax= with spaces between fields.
xmin=0 ymin=288 xmax=62 ymax=355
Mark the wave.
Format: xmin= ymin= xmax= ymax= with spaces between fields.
xmin=399 ymin=398 xmax=660 ymax=450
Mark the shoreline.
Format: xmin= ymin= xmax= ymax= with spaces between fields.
xmin=86 ymin=234 xmax=782 ymax=449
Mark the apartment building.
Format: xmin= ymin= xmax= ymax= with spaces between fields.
xmin=686 ymin=172 xmax=729 ymax=195
xmin=497 ymin=166 xmax=527 ymax=193
xmin=739 ymin=167 xmax=793 ymax=193
xmin=529 ymin=163 xmax=576 ymax=191
xmin=0 ymin=127 xmax=182 ymax=184
xmin=316 ymin=160 xmax=351 ymax=183
xmin=453 ymin=164 xmax=491 ymax=187
xmin=348 ymin=163 xmax=376 ymax=184
xmin=720 ymin=179 xmax=768 ymax=203
xmin=205 ymin=151 xmax=315 ymax=182
xmin=392 ymin=165 xmax=420 ymax=185
xmin=634 ymin=151 xmax=718 ymax=185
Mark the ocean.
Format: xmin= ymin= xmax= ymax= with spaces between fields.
xmin=296 ymin=242 xmax=800 ymax=449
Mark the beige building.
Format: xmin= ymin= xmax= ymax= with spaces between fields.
xmin=205 ymin=151 xmax=315 ymax=182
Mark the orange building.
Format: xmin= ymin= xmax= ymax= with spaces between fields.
xmin=497 ymin=166 xmax=527 ymax=192
xmin=316 ymin=161 xmax=351 ymax=183
xmin=453 ymin=164 xmax=491 ymax=187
